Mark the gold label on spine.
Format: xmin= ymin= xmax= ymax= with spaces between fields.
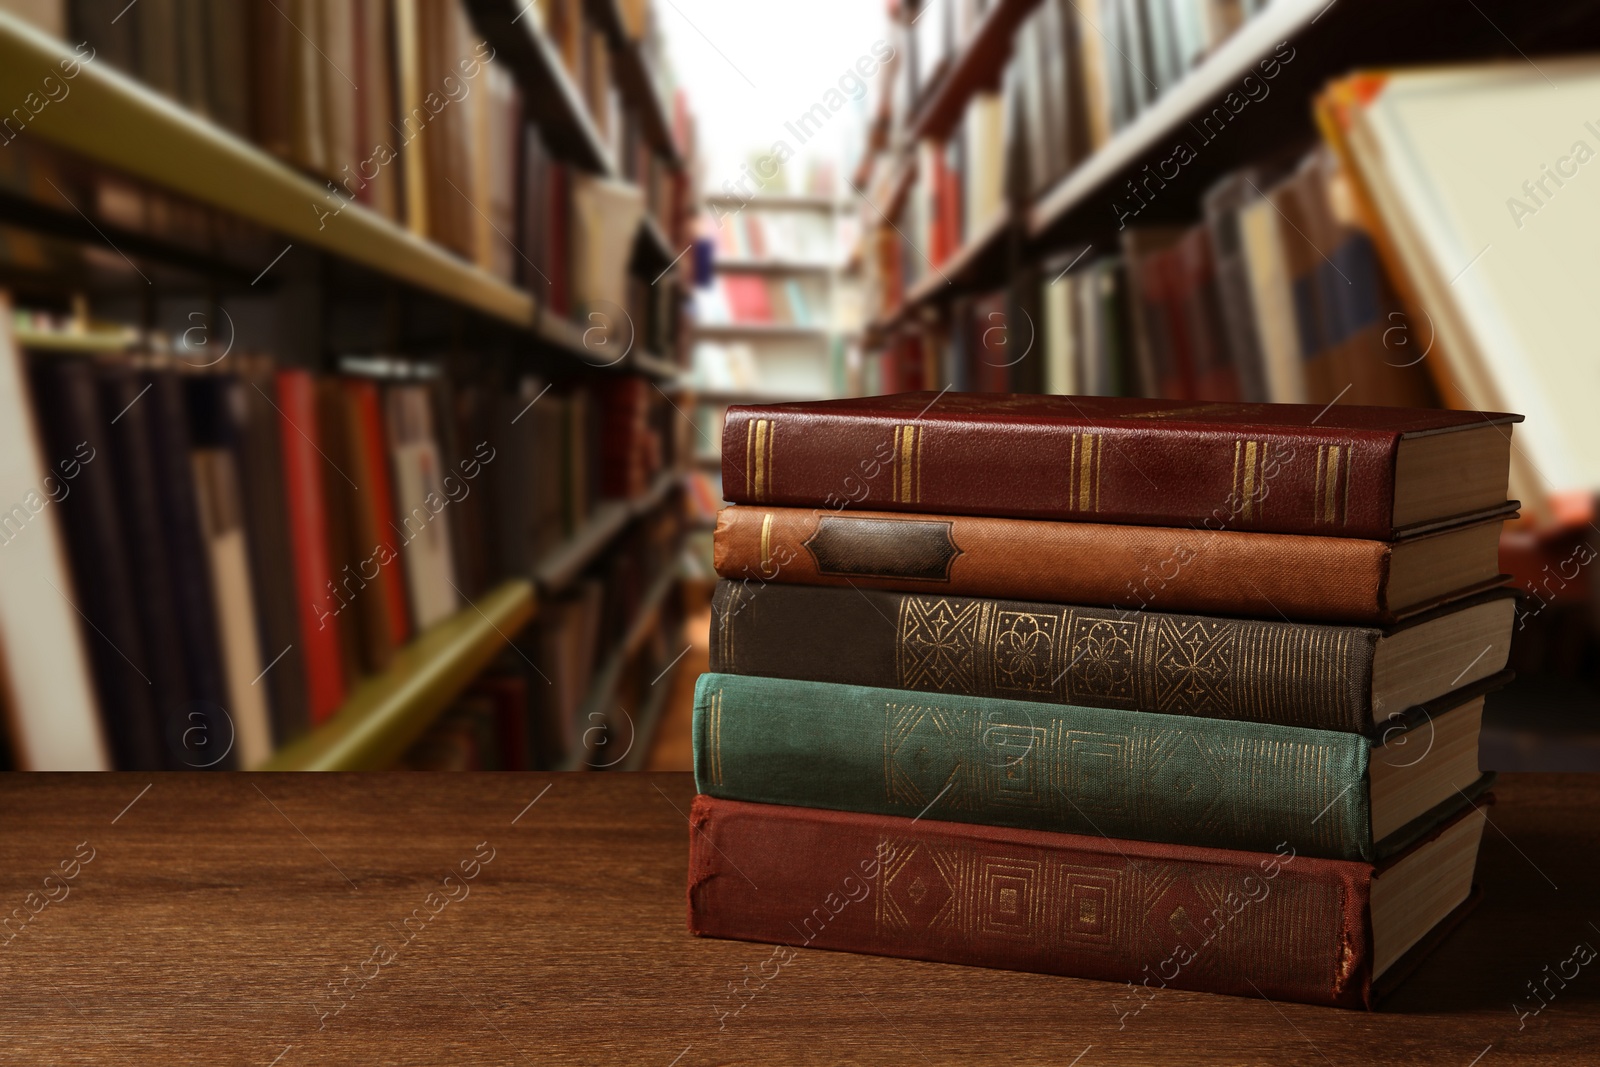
xmin=1067 ymin=433 xmax=1102 ymax=511
xmin=892 ymin=424 xmax=922 ymax=504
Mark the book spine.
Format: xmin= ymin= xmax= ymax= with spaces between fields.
xmin=710 ymin=581 xmax=1377 ymax=732
xmin=693 ymin=673 xmax=1373 ymax=860
xmin=688 ymin=796 xmax=1373 ymax=1008
xmin=719 ymin=407 xmax=1400 ymax=537
xmin=277 ymin=370 xmax=347 ymax=724
xmin=713 ymin=505 xmax=1395 ymax=624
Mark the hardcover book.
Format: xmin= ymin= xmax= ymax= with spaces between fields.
xmin=713 ymin=505 xmax=1507 ymax=624
xmin=687 ymin=795 xmax=1488 ymax=1009
xmin=719 ymin=393 xmax=1518 ymax=539
xmin=709 ymin=581 xmax=1514 ymax=732
xmin=692 ymin=673 xmax=1491 ymax=861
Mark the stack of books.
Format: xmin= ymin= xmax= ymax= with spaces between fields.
xmin=688 ymin=393 xmax=1518 ymax=1008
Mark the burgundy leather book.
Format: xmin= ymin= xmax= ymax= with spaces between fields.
xmin=720 ymin=393 xmax=1519 ymax=539
xmin=688 ymin=796 xmax=1487 ymax=1009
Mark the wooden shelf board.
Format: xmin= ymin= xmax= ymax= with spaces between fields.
xmin=1027 ymin=0 xmax=1327 ymax=242
xmin=631 ymin=350 xmax=683 ymax=380
xmin=704 ymin=194 xmax=844 ymax=212
xmin=258 ymin=580 xmax=536 ymax=771
xmin=714 ymin=258 xmax=838 ymax=275
xmin=534 ymin=468 xmax=682 ymax=594
xmin=695 ymin=323 xmax=831 ymax=341
xmin=13 ymin=327 xmax=138 ymax=353
xmin=909 ymin=0 xmax=1043 ymax=142
xmin=0 ymin=12 xmax=536 ymax=329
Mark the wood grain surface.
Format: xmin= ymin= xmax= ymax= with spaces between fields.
xmin=0 ymin=772 xmax=1594 ymax=1065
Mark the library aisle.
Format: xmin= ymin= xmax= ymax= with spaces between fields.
xmin=0 ymin=0 xmax=1596 ymax=777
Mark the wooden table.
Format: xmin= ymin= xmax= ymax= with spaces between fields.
xmin=1 ymin=773 xmax=1594 ymax=1065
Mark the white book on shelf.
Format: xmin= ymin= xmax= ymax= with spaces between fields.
xmin=1343 ymin=58 xmax=1600 ymax=515
xmin=0 ymin=296 xmax=111 ymax=770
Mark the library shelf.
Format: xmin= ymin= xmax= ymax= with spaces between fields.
xmin=620 ymin=646 xmax=683 ymax=771
xmin=12 ymin=326 xmax=139 ymax=353
xmin=705 ymin=194 xmax=844 ymax=213
xmin=695 ymin=323 xmax=831 ymax=342
xmin=534 ymin=467 xmax=684 ymax=595
xmin=585 ymin=0 xmax=682 ymax=168
xmin=637 ymin=214 xmax=679 ymax=272
xmin=865 ymin=204 xmax=1013 ymax=341
xmin=258 ymin=579 xmax=537 ymax=771
xmin=690 ymin=387 xmax=821 ymax=406
xmin=0 ymin=12 xmax=537 ymax=331
xmin=466 ymin=0 xmax=615 ymax=176
xmin=630 ymin=350 xmax=684 ymax=380
xmin=908 ymin=0 xmax=1042 ymax=142
xmin=559 ymin=563 xmax=680 ymax=771
xmin=713 ymin=258 xmax=839 ymax=275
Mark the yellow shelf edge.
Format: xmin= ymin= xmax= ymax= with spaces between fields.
xmin=0 ymin=12 xmax=536 ymax=329
xmin=258 ymin=579 xmax=537 ymax=771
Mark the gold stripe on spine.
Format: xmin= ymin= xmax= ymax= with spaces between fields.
xmin=1078 ymin=433 xmax=1094 ymax=512
xmin=1069 ymin=433 xmax=1079 ymax=508
xmin=745 ymin=420 xmax=755 ymax=498
xmin=898 ymin=424 xmax=916 ymax=503
xmin=753 ymin=419 xmax=770 ymax=501
xmin=759 ymin=512 xmax=773 ymax=574
xmin=766 ymin=419 xmax=775 ymax=502
xmin=1324 ymin=445 xmax=1341 ymax=524
xmin=1241 ymin=440 xmax=1258 ymax=520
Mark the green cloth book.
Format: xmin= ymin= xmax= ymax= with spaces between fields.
xmin=692 ymin=673 xmax=1490 ymax=862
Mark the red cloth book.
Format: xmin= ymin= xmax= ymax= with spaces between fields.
xmin=687 ymin=796 xmax=1480 ymax=1009
xmin=276 ymin=369 xmax=346 ymax=724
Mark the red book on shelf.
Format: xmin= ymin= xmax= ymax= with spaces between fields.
xmin=720 ymin=393 xmax=1519 ymax=538
xmin=722 ymin=275 xmax=773 ymax=324
xmin=349 ymin=380 xmax=411 ymax=650
xmin=276 ymin=370 xmax=347 ymax=724
xmin=687 ymin=796 xmax=1486 ymax=1009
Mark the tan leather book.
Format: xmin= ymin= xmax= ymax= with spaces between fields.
xmin=713 ymin=504 xmax=1507 ymax=624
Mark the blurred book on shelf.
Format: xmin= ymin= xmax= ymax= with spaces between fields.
xmin=0 ymin=310 xmax=685 ymax=770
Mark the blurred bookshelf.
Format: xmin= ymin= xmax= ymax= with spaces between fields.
xmin=682 ymin=186 xmax=865 ymax=575
xmin=0 ymin=0 xmax=702 ymax=771
xmin=844 ymin=0 xmax=1600 ymax=768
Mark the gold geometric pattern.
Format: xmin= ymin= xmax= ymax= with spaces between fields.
xmin=1148 ymin=618 xmax=1236 ymax=715
xmin=991 ymin=611 xmax=1059 ymax=695
xmin=889 ymin=596 xmax=1360 ymax=729
xmin=875 ymin=838 xmax=1134 ymax=957
xmin=897 ymin=598 xmax=985 ymax=692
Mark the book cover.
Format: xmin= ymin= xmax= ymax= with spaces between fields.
xmin=687 ymin=796 xmax=1476 ymax=1009
xmin=719 ymin=393 xmax=1518 ymax=538
xmin=692 ymin=672 xmax=1483 ymax=861
xmin=712 ymin=505 xmax=1506 ymax=624
xmin=0 ymin=309 xmax=109 ymax=770
xmin=707 ymin=581 xmax=1511 ymax=732
xmin=276 ymin=368 xmax=347 ymax=725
